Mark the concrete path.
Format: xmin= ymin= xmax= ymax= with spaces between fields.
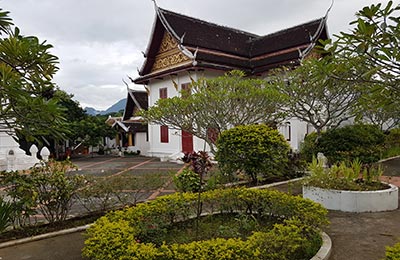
xmin=0 ymin=232 xmax=85 ymax=260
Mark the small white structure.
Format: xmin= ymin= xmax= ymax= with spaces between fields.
xmin=0 ymin=131 xmax=41 ymax=172
xmin=303 ymin=184 xmax=399 ymax=212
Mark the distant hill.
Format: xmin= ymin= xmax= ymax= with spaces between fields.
xmin=84 ymin=98 xmax=127 ymax=116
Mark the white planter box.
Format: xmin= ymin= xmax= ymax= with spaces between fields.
xmin=303 ymin=184 xmax=398 ymax=212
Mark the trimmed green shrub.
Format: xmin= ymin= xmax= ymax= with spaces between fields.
xmin=385 ymin=241 xmax=400 ymax=260
xmin=83 ymin=188 xmax=328 ymax=260
xmin=299 ymin=132 xmax=319 ymax=163
xmin=300 ymin=124 xmax=385 ymax=164
xmin=215 ymin=124 xmax=290 ymax=183
xmin=173 ymin=168 xmax=201 ymax=192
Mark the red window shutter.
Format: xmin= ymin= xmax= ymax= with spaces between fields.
xmin=160 ymin=125 xmax=169 ymax=143
xmin=159 ymin=88 xmax=168 ymax=99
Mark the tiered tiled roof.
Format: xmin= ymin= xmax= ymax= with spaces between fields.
xmin=134 ymin=8 xmax=328 ymax=84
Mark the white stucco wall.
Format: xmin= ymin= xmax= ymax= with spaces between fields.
xmin=125 ymin=132 xmax=150 ymax=155
xmin=146 ymin=70 xmax=223 ymax=160
xmin=278 ymin=118 xmax=310 ymax=152
xmin=0 ymin=131 xmax=40 ymax=171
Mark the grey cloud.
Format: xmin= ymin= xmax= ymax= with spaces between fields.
xmin=0 ymin=0 xmax=392 ymax=110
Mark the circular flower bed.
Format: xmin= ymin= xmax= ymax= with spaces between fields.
xmin=303 ymin=184 xmax=398 ymax=212
xmin=83 ymin=188 xmax=328 ymax=260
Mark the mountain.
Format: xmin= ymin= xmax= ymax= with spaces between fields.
xmin=84 ymin=98 xmax=127 ymax=116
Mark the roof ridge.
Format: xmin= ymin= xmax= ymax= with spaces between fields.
xmin=159 ymin=8 xmax=259 ymax=38
xmin=251 ymin=17 xmax=325 ymax=43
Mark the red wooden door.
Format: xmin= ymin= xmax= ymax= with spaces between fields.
xmin=181 ymin=130 xmax=193 ymax=153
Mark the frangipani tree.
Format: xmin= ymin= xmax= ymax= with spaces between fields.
xmin=140 ymin=70 xmax=285 ymax=151
xmin=273 ymin=57 xmax=360 ymax=135
xmin=0 ymin=8 xmax=66 ymax=142
xmin=322 ymin=1 xmax=400 ymax=129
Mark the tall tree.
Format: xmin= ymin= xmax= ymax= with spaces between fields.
xmin=140 ymin=70 xmax=285 ymax=150
xmin=0 ymin=8 xmax=65 ymax=141
xmin=69 ymin=114 xmax=117 ymax=153
xmin=273 ymin=57 xmax=360 ymax=135
xmin=322 ymin=1 xmax=400 ymax=128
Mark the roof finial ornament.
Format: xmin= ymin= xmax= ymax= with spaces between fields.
xmin=298 ymin=0 xmax=334 ymax=61
xmin=122 ymin=78 xmax=130 ymax=91
xmin=180 ymin=32 xmax=186 ymax=44
xmin=151 ymin=0 xmax=158 ymax=10
xmin=123 ymin=78 xmax=143 ymax=110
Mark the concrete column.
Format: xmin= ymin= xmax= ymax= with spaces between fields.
xmin=116 ymin=133 xmax=120 ymax=146
xmin=128 ymin=133 xmax=133 ymax=146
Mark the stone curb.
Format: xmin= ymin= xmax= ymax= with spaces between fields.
xmin=311 ymin=232 xmax=332 ymax=260
xmin=0 ymin=223 xmax=93 ymax=249
xmin=378 ymin=155 xmax=400 ymax=163
xmin=250 ymin=176 xmax=304 ymax=189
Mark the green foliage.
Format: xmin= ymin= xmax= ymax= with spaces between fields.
xmin=0 ymin=9 xmax=67 ymax=141
xmin=0 ymin=170 xmax=38 ymax=227
xmin=300 ymin=124 xmax=385 ymax=164
xmin=54 ymin=90 xmax=86 ymax=122
xmin=77 ymin=174 xmax=165 ymax=212
xmin=299 ymin=132 xmax=319 ymax=163
xmin=83 ymin=188 xmax=328 ymax=260
xmin=383 ymin=128 xmax=400 ymax=158
xmin=273 ymin=57 xmax=359 ymax=134
xmin=385 ymin=241 xmax=400 ymax=260
xmin=247 ymin=219 xmax=322 ymax=260
xmin=0 ymin=160 xmax=86 ymax=226
xmin=321 ymin=1 xmax=400 ymax=126
xmin=69 ymin=114 xmax=117 ymax=152
xmin=304 ymin=158 xmax=385 ymax=191
xmin=173 ymin=168 xmax=201 ymax=192
xmin=216 ymin=124 xmax=290 ymax=183
xmin=0 ymin=198 xmax=13 ymax=233
xmin=140 ymin=70 xmax=285 ymax=151
xmin=29 ymin=160 xmax=85 ymax=223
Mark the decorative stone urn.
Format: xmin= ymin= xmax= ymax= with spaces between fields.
xmin=303 ymin=184 xmax=399 ymax=213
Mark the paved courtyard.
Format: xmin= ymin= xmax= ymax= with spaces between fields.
xmin=0 ymin=156 xmax=399 ymax=260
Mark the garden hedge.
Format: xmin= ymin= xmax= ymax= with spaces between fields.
xmin=83 ymin=188 xmax=328 ymax=260
xmin=300 ymin=124 xmax=385 ymax=164
xmin=216 ymin=124 xmax=290 ymax=182
xmin=385 ymin=241 xmax=400 ymax=260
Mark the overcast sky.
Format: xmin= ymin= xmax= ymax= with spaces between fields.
xmin=0 ymin=0 xmax=393 ymax=110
